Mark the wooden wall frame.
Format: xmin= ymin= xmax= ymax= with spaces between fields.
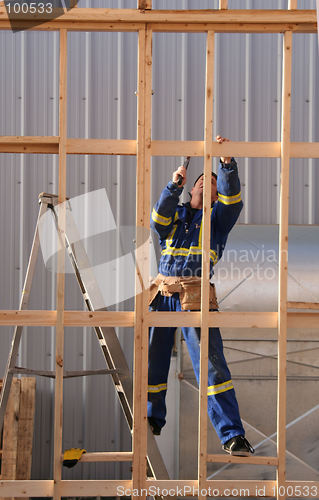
xmin=0 ymin=3 xmax=318 ymax=500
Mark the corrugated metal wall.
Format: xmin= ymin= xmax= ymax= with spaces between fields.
xmin=0 ymin=0 xmax=318 ymax=480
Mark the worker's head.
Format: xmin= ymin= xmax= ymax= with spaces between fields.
xmin=190 ymin=172 xmax=218 ymax=204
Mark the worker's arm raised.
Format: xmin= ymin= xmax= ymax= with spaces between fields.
xmin=151 ymin=168 xmax=184 ymax=240
xmin=213 ymin=137 xmax=243 ymax=234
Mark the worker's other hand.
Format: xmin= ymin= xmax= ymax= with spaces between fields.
xmin=216 ymin=135 xmax=231 ymax=164
xmin=172 ymin=165 xmax=187 ymax=186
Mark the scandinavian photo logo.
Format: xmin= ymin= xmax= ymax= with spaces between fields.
xmin=38 ymin=189 xmax=158 ymax=309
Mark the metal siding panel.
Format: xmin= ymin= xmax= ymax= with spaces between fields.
xmin=1 ymin=0 xmax=319 ymax=481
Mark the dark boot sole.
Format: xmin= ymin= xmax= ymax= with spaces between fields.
xmin=223 ymin=448 xmax=251 ymax=457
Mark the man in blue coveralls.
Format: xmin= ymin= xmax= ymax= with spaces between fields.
xmin=148 ymin=136 xmax=254 ymax=456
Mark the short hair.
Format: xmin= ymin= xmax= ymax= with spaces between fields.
xmin=193 ymin=172 xmax=217 ymax=186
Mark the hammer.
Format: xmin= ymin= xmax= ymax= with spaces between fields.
xmin=177 ymin=156 xmax=191 ymax=186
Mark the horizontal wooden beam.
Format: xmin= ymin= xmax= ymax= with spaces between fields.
xmin=60 ymin=480 xmax=132 ymax=496
xmin=152 ymin=140 xmax=282 ymax=157
xmin=0 ymin=8 xmax=316 ymax=33
xmin=1 ymin=138 xmax=319 ymax=158
xmin=287 ymin=312 xmax=319 ymax=328
xmin=0 ymin=310 xmax=317 ymax=328
xmin=0 ymin=136 xmax=59 ymax=154
xmin=76 ymin=452 xmax=133 ymax=462
xmin=147 ymin=311 xmax=279 ymax=328
xmin=0 ymin=21 xmax=144 ymax=32
xmin=0 ymin=21 xmax=315 ymax=33
xmin=207 ymin=454 xmax=278 ymax=465
xmin=0 ymin=480 xmax=54 ymax=497
xmin=150 ymin=22 xmax=317 ymax=33
xmin=0 ymin=480 xmax=131 ymax=497
xmin=146 ymin=479 xmax=278 ymax=497
xmin=67 ymin=138 xmax=136 ymax=155
xmin=0 ymin=479 xmax=317 ymax=497
xmin=0 ymin=311 xmax=135 ymax=327
xmin=0 ymin=310 xmax=57 ymax=326
xmin=287 ymin=301 xmax=319 ymax=310
xmin=206 ymin=480 xmax=276 ymax=497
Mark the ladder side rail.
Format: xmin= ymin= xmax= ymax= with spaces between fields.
xmin=0 ymin=201 xmax=48 ymax=432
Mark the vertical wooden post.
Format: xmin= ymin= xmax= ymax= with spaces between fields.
xmin=198 ymin=30 xmax=215 ymax=500
xmin=277 ymin=30 xmax=292 ymax=500
xmin=219 ymin=0 xmax=228 ymax=9
xmin=54 ymin=28 xmax=68 ymax=500
xmin=133 ymin=24 xmax=152 ymax=494
xmin=138 ymin=0 xmax=152 ymax=9
xmin=288 ymin=0 xmax=297 ymax=9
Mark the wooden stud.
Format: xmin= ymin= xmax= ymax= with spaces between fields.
xmin=219 ymin=0 xmax=228 ymax=9
xmin=138 ymin=0 xmax=152 ymax=9
xmin=198 ymin=31 xmax=215 ymax=498
xmin=53 ymin=28 xmax=68 ymax=500
xmin=133 ymin=24 xmax=152 ymax=494
xmin=288 ymin=0 xmax=298 ymax=9
xmin=277 ymin=30 xmax=293 ymax=500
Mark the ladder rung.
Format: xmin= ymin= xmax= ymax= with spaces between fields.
xmin=12 ymin=367 xmax=118 ymax=378
xmin=207 ymin=454 xmax=278 ymax=466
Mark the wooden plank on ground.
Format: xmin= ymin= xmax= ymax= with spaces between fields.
xmin=0 ymin=378 xmax=21 ymax=500
xmin=15 ymin=378 xmax=36 ymax=480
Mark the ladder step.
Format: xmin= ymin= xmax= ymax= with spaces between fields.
xmin=12 ymin=367 xmax=118 ymax=379
xmin=207 ymin=454 xmax=278 ymax=465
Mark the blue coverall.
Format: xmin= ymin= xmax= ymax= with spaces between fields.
xmin=148 ymin=159 xmax=245 ymax=444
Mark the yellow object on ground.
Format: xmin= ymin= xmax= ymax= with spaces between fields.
xmin=62 ymin=448 xmax=86 ymax=468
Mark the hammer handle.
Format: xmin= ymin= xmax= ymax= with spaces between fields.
xmin=177 ymin=156 xmax=191 ymax=186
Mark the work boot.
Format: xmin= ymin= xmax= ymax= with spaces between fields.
xmin=222 ymin=435 xmax=254 ymax=456
xmin=148 ymin=417 xmax=161 ymax=436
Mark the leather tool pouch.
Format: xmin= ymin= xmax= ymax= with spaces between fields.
xmin=180 ymin=281 xmax=218 ymax=311
xmin=149 ymin=274 xmax=218 ymax=311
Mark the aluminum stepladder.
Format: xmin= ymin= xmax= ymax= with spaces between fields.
xmin=0 ymin=192 xmax=169 ymax=482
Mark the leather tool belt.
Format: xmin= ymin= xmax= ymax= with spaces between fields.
xmin=149 ymin=273 xmax=218 ymax=311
